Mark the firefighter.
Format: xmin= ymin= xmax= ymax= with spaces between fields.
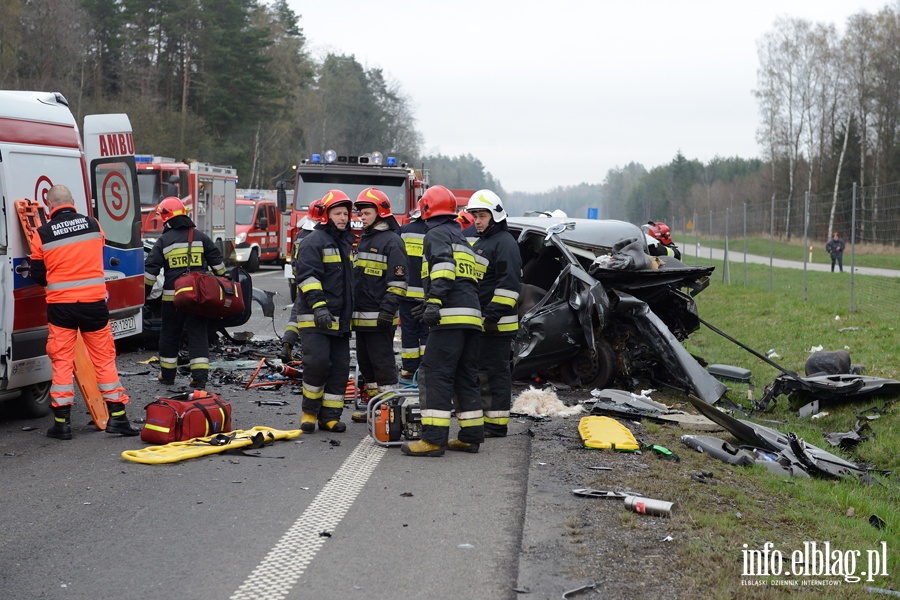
xmin=293 ymin=190 xmax=355 ymax=433
xmin=280 ymin=198 xmax=325 ymax=363
xmin=144 ymin=196 xmax=227 ymax=389
xmin=30 ymin=184 xmax=140 ymax=439
xmin=643 ymin=221 xmax=681 ymax=260
xmin=458 ymin=209 xmax=479 ymax=245
xmin=349 ymin=188 xmax=408 ymax=422
xmin=401 ymin=185 xmax=487 ymax=457
xmin=397 ymin=210 xmax=429 ymax=382
xmin=466 ymin=190 xmax=522 ymax=438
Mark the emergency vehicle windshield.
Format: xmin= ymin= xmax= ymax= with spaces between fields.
xmin=236 ymin=203 xmax=256 ymax=225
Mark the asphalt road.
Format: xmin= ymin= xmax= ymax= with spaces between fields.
xmin=0 ymin=266 xmax=539 ymax=600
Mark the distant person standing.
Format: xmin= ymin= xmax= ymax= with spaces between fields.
xmin=825 ymin=232 xmax=845 ymax=273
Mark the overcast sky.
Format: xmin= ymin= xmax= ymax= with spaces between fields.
xmin=285 ymin=1 xmax=889 ymax=193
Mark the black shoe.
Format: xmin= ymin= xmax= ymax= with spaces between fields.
xmin=47 ymin=405 xmax=73 ymax=440
xmin=189 ymin=380 xmax=206 ymax=390
xmin=105 ymin=402 xmax=141 ymax=436
xmin=484 ymin=429 xmax=507 ymax=438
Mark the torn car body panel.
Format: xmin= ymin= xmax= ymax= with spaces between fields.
xmin=684 ymin=394 xmax=866 ymax=479
xmin=760 ymin=373 xmax=900 ymax=410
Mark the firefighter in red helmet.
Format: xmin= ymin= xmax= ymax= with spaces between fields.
xmin=643 ymin=221 xmax=681 ymax=260
xmin=144 ymin=196 xmax=228 ymax=390
xmin=349 ymin=188 xmax=408 ymax=422
xmin=402 ymin=185 xmax=487 ymax=456
xmin=293 ymin=189 xmax=355 ymax=433
xmin=30 ymin=184 xmax=140 ymax=438
xmin=280 ymin=198 xmax=325 ymax=362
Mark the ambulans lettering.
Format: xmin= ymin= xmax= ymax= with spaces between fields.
xmin=98 ymin=133 xmax=135 ymax=157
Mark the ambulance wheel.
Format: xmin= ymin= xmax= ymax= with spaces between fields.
xmin=247 ymin=248 xmax=260 ymax=272
xmin=560 ymin=338 xmax=616 ymax=389
xmin=289 ymin=279 xmax=298 ymax=303
xmin=19 ymin=381 xmax=52 ymax=418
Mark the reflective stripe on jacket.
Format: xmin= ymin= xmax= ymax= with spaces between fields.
xmin=421 ymin=217 xmax=484 ymax=331
xmin=293 ymin=222 xmax=355 ymax=335
xmin=352 ymin=222 xmax=408 ymax=329
xmin=400 ymin=219 xmax=428 ymax=300
xmin=472 ymin=222 xmax=522 ymax=335
xmin=30 ymin=205 xmax=108 ymax=304
xmin=143 ymin=216 xmax=227 ymax=301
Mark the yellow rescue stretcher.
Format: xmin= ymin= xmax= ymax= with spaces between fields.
xmin=578 ymin=416 xmax=641 ymax=452
xmin=122 ymin=426 xmax=302 ymax=464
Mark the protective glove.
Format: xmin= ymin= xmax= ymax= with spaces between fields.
xmin=377 ymin=311 xmax=395 ymax=330
xmin=483 ymin=318 xmax=499 ymax=333
xmin=422 ymin=303 xmax=441 ymax=327
xmin=410 ymin=302 xmax=426 ymax=321
xmin=313 ymin=305 xmax=335 ymax=329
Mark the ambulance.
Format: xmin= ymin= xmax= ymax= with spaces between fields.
xmin=0 ymin=91 xmax=144 ymax=417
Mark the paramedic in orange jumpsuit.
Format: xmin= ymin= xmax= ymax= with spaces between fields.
xmin=30 ymin=184 xmax=140 ymax=439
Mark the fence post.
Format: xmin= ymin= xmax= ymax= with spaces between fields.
xmin=769 ymin=194 xmax=775 ymax=293
xmin=743 ymin=201 xmax=747 ymax=285
xmin=802 ymin=191 xmax=809 ymax=302
xmin=850 ymin=183 xmax=857 ymax=313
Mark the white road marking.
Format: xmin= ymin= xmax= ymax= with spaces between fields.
xmin=230 ymin=437 xmax=387 ymax=600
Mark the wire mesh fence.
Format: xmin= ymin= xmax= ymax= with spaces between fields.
xmin=668 ymin=182 xmax=900 ymax=315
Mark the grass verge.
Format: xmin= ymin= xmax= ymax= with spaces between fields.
xmin=582 ymin=262 xmax=898 ymax=597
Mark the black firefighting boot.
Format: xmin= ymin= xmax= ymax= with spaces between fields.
xmin=105 ymin=402 xmax=141 ymax=436
xmin=47 ymin=405 xmax=73 ymax=440
xmin=279 ymin=342 xmax=293 ymax=363
xmin=400 ymin=440 xmax=445 ymax=457
xmin=447 ymin=439 xmax=480 ymax=453
xmin=300 ymin=411 xmax=317 ymax=433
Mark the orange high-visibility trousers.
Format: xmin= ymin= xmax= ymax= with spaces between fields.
xmin=47 ymin=323 xmax=129 ymax=408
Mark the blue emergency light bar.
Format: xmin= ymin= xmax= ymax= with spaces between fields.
xmin=311 ymin=153 xmax=322 ymax=163
xmin=387 ymin=156 xmax=397 ymax=166
xmin=135 ymin=154 xmax=153 ymax=163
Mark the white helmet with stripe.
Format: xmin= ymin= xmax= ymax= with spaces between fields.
xmin=465 ymin=189 xmax=506 ymax=223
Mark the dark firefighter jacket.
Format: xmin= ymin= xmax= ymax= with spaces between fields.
xmin=294 ymin=221 xmax=354 ymax=335
xmin=352 ymin=219 xmax=408 ymax=329
xmin=421 ymin=216 xmax=485 ymax=331
xmin=399 ymin=218 xmax=428 ymax=300
xmin=472 ymin=220 xmax=522 ymax=335
xmin=143 ymin=215 xmax=227 ymax=301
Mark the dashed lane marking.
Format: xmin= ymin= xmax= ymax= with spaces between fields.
xmin=230 ymin=437 xmax=387 ymax=600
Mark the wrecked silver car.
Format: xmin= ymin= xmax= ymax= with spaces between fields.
xmin=508 ymin=217 xmax=726 ymax=404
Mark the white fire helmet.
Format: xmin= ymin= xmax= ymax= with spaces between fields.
xmin=465 ymin=189 xmax=506 ymax=222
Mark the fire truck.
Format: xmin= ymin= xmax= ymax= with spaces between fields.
xmin=276 ymin=151 xmax=428 ymax=301
xmin=0 ymin=91 xmax=145 ymax=417
xmin=135 ymin=156 xmax=237 ymax=257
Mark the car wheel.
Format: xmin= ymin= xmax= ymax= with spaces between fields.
xmin=247 ymin=248 xmax=260 ymax=272
xmin=560 ymin=338 xmax=616 ymax=389
xmin=18 ymin=381 xmax=52 ymax=418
